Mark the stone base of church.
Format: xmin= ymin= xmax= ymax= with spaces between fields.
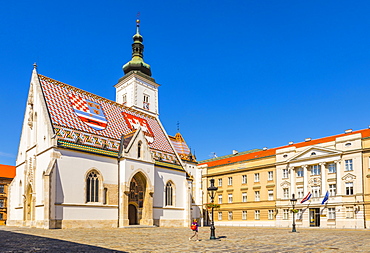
xmin=157 ymin=218 xmax=186 ymax=227
xmin=7 ymin=219 xmax=118 ymax=229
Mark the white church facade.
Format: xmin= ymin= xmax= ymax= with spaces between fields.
xmin=7 ymin=20 xmax=201 ymax=229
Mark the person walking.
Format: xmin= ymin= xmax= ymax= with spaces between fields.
xmin=189 ymin=219 xmax=199 ymax=241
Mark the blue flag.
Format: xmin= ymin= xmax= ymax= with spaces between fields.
xmin=321 ymin=191 xmax=329 ymax=205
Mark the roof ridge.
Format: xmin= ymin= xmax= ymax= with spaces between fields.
xmin=199 ymin=148 xmax=262 ymax=164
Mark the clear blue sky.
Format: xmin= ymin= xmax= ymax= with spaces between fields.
xmin=1 ymin=1 xmax=370 ymax=166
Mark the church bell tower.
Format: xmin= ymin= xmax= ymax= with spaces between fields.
xmin=115 ymin=19 xmax=160 ymax=116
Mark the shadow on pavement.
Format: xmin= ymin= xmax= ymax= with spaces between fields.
xmin=0 ymin=230 xmax=126 ymax=253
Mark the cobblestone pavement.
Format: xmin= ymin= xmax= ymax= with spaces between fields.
xmin=0 ymin=226 xmax=370 ymax=252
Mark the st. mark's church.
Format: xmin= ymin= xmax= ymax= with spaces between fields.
xmin=7 ymin=20 xmax=202 ymax=229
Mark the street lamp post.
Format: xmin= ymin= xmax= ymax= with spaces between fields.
xmin=290 ymin=193 xmax=297 ymax=233
xmin=207 ymin=179 xmax=218 ymax=240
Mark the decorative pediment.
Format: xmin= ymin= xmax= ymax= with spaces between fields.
xmin=280 ymin=180 xmax=290 ymax=188
xmin=342 ymin=173 xmax=356 ymax=182
xmin=308 ymin=177 xmax=321 ymax=186
xmin=287 ymin=146 xmax=342 ymax=162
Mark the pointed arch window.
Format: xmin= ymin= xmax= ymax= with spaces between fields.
xmin=165 ymin=181 xmax=174 ymax=206
xmin=138 ymin=141 xmax=142 ymax=158
xmin=86 ymin=171 xmax=99 ymax=202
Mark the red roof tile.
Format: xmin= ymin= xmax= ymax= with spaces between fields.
xmin=0 ymin=164 xmax=16 ymax=178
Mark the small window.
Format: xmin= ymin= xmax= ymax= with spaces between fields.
xmin=242 ymin=175 xmax=247 ymax=184
xmin=328 ymin=163 xmax=337 ymax=173
xmin=255 ymin=191 xmax=260 ymax=201
xmin=137 ymin=141 xmax=142 ymax=158
xmin=242 ymin=210 xmax=247 ymax=220
xmin=228 ymin=211 xmax=233 ymax=220
xmin=0 ymin=199 xmax=4 ymax=208
xmin=254 ymin=173 xmax=260 ymax=182
xmin=268 ymin=210 xmax=274 ymax=220
xmin=345 ymin=182 xmax=354 ymax=195
xmin=242 ymin=192 xmax=247 ymax=202
xmin=345 ymin=159 xmax=353 ymax=171
xmin=268 ymin=171 xmax=273 ymax=181
xmin=228 ymin=193 xmax=233 ymax=203
xmin=345 ymin=142 xmax=352 ymax=147
xmin=228 ymin=177 xmax=233 ymax=186
xmin=312 ymin=186 xmax=320 ymax=198
xmin=255 ymin=210 xmax=260 ymax=220
xmin=296 ymin=167 xmax=304 ymax=177
xmin=329 ymin=184 xmax=336 ymax=197
xmin=283 ymin=154 xmax=288 ymax=158
xmin=218 ymin=178 xmax=222 ymax=187
xmin=297 ymin=187 xmax=304 ymax=198
xmin=218 ymin=194 xmax=222 ymax=204
xmin=311 ymin=152 xmax=316 ymax=156
xmin=218 ymin=212 xmax=223 ymax=220
xmin=143 ymin=94 xmax=150 ymax=110
xmin=268 ymin=190 xmax=273 ymax=201
xmin=346 ymin=207 xmax=354 ymax=219
xmin=283 ymin=209 xmax=289 ymax=220
xmin=328 ymin=208 xmax=336 ymax=219
xmin=282 ymin=169 xmax=289 ymax=178
xmin=310 ymin=165 xmax=321 ymax=175
xmin=283 ymin=188 xmax=289 ymax=199
xmin=0 ymin=185 xmax=4 ymax=193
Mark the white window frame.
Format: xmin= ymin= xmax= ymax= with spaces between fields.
xmin=218 ymin=194 xmax=222 ymax=204
xmin=255 ymin=191 xmax=260 ymax=201
xmin=242 ymin=210 xmax=247 ymax=220
xmin=228 ymin=193 xmax=233 ymax=203
xmin=345 ymin=159 xmax=353 ymax=171
xmin=297 ymin=187 xmax=304 ymax=199
xmin=346 ymin=182 xmax=354 ymax=195
xmin=282 ymin=168 xmax=289 ymax=179
xmin=268 ymin=171 xmax=273 ymax=181
xmin=228 ymin=211 xmax=233 ymax=220
xmin=328 ymin=208 xmax=336 ymax=219
xmin=329 ymin=184 xmax=336 ymax=197
xmin=268 ymin=210 xmax=274 ymax=220
xmin=283 ymin=188 xmax=289 ymax=199
xmin=255 ymin=210 xmax=260 ymax=220
xmin=328 ymin=163 xmax=337 ymax=173
xmin=242 ymin=192 xmax=247 ymax=202
xmin=296 ymin=167 xmax=304 ymax=177
xmin=311 ymin=165 xmax=321 ymax=175
xmin=218 ymin=211 xmax=223 ymax=220
xmin=218 ymin=178 xmax=222 ymax=187
xmin=254 ymin=173 xmax=260 ymax=182
xmin=312 ymin=186 xmax=320 ymax=198
xmin=228 ymin=177 xmax=233 ymax=186
xmin=268 ymin=190 xmax=273 ymax=201
xmin=283 ymin=209 xmax=289 ymax=220
xmin=242 ymin=175 xmax=247 ymax=184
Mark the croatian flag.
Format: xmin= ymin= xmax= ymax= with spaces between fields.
xmin=321 ymin=191 xmax=329 ymax=205
xmin=300 ymin=192 xmax=312 ymax=204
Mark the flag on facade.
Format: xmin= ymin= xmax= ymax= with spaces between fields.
xmin=300 ymin=192 xmax=312 ymax=203
xmin=321 ymin=191 xmax=329 ymax=205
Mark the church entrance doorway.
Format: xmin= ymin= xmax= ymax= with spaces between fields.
xmin=128 ymin=173 xmax=146 ymax=225
xmin=24 ymin=184 xmax=35 ymax=225
xmin=128 ymin=204 xmax=138 ymax=225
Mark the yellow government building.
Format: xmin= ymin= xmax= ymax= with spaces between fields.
xmin=199 ymin=128 xmax=370 ymax=229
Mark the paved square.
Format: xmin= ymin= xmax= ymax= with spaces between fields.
xmin=0 ymin=226 xmax=369 ymax=252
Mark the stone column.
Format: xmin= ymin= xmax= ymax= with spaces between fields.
xmin=335 ymin=160 xmax=342 ymax=195
xmin=303 ymin=165 xmax=308 ymax=195
xmin=320 ymin=162 xmax=326 ymax=196
xmin=290 ymin=166 xmax=296 ymax=195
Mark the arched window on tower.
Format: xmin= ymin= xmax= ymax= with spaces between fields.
xmin=86 ymin=171 xmax=99 ymax=202
xmin=165 ymin=181 xmax=174 ymax=206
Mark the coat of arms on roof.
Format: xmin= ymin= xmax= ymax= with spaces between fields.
xmin=68 ymin=93 xmax=108 ymax=130
xmin=122 ymin=112 xmax=154 ymax=143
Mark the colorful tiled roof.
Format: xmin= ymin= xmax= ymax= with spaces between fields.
xmin=39 ymin=74 xmax=180 ymax=165
xmin=0 ymin=164 xmax=16 ymax=178
xmin=199 ymin=128 xmax=370 ymax=168
xmin=169 ymin=133 xmax=196 ymax=162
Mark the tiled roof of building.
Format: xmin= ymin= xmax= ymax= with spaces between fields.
xmin=199 ymin=128 xmax=370 ymax=168
xmin=168 ymin=133 xmax=196 ymax=162
xmin=39 ymin=74 xmax=180 ymax=165
xmin=0 ymin=164 xmax=16 ymax=179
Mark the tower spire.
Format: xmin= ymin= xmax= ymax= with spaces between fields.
xmin=122 ymin=18 xmax=152 ymax=77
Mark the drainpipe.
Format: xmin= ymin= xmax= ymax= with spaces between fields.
xmin=117 ymin=135 xmax=125 ymax=228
